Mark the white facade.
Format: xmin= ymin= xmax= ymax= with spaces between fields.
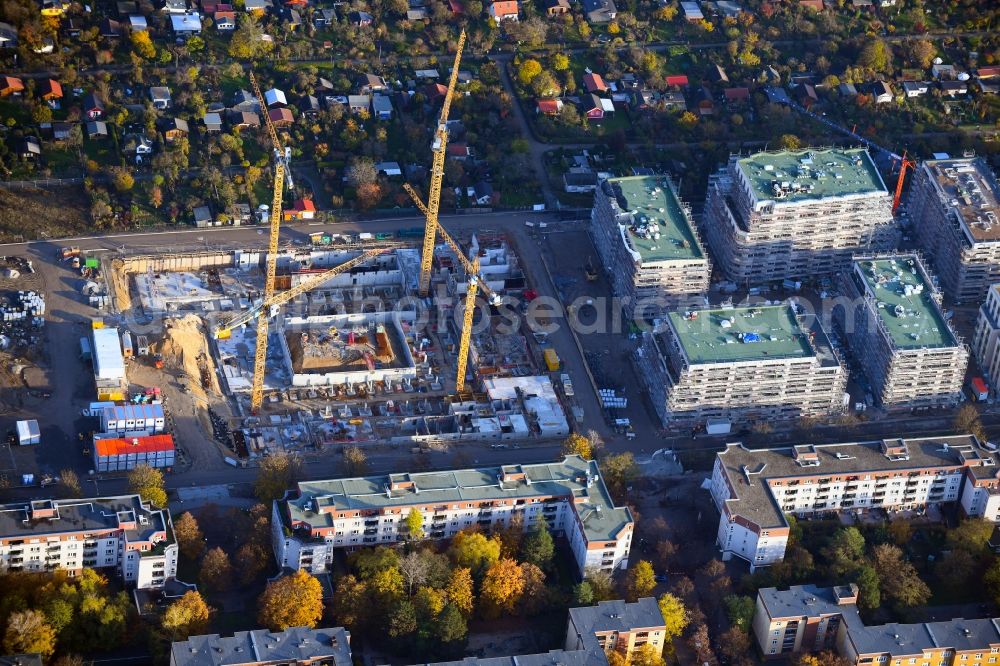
xmin=973 ymin=284 xmax=1000 ymax=392
xmin=101 ymin=403 xmax=166 ymax=433
xmin=93 ymin=327 xmax=125 ymax=380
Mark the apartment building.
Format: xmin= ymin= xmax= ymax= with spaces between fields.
xmin=590 ymin=174 xmax=710 ymax=318
xmin=702 ymin=147 xmax=896 ymax=283
xmin=753 ymin=584 xmax=1000 ymax=663
xmin=564 ymin=598 xmax=667 ymax=662
xmin=634 ymin=302 xmax=846 ymax=427
xmin=973 ymin=284 xmax=1000 ymax=393
xmin=273 ymin=455 xmax=633 ymax=577
xmin=170 ymin=627 xmax=352 ymax=666
xmin=0 ymin=495 xmax=178 ymax=589
xmin=839 ymin=255 xmax=968 ymax=409
xmin=711 ymin=436 xmax=1000 ymax=570
xmin=909 ymin=157 xmax=1000 ymax=303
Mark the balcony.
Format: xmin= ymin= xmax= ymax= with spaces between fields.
xmin=430 ymin=530 xmax=446 ymax=539
xmin=364 ymin=520 xmax=379 ymax=527
xmin=363 ymin=529 xmax=377 ymax=536
xmin=362 ymin=537 xmax=377 ymax=544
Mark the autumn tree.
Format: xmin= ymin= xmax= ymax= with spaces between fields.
xmin=404 ymin=508 xmax=424 ymax=541
xmin=130 ymin=30 xmax=156 ymax=59
xmin=59 ymin=469 xmax=82 ymax=498
xmin=858 ymin=39 xmax=892 ymax=73
xmin=199 ymin=547 xmax=234 ymax=593
xmin=480 ymin=558 xmax=525 ymax=618
xmin=445 ymin=566 xmax=475 ymax=616
xmin=561 ymin=433 xmax=592 ymax=459
xmin=517 ymin=58 xmax=543 ymax=85
xmin=331 ymin=575 xmax=369 ymax=632
xmin=128 ymin=465 xmax=167 ymax=507
xmin=717 ymin=626 xmax=751 ymax=664
xmin=551 ymin=53 xmax=570 ymax=71
xmin=657 ymin=593 xmax=688 ymax=643
xmin=254 ymin=451 xmax=302 ymax=502
xmin=871 ymin=544 xmax=930 ymax=609
xmin=904 ymin=39 xmax=935 ymax=69
xmin=793 ymin=651 xmax=852 ymax=666
xmin=162 ymin=591 xmax=212 ymax=640
xmin=521 ymin=516 xmax=554 ymax=569
xmin=174 ymin=512 xmax=205 ymax=560
xmin=600 ymin=452 xmax=638 ymax=497
xmin=343 ymin=445 xmax=368 ymax=475
xmin=777 ymin=133 xmax=802 ymax=150
xmin=687 ymin=624 xmax=718 ymax=665
xmin=947 ymin=518 xmax=994 ymax=555
xmin=3 ymin=610 xmax=56 ymax=657
xmin=985 ymin=557 xmax=1000 ymax=605
xmin=228 ymin=15 xmax=273 ymax=60
xmin=626 ymin=560 xmax=656 ymax=602
xmin=519 ymin=562 xmax=548 ymax=615
xmin=631 ymin=643 xmax=667 ymax=666
xmin=449 ymin=530 xmax=501 ymax=576
xmin=346 ymin=156 xmax=378 ymax=187
xmin=258 ymin=570 xmax=324 ymax=631
xmin=586 ymin=567 xmax=616 ymax=601
xmin=954 ymin=404 xmax=988 ymax=443
xmin=235 ymin=542 xmax=271 ymax=584
xmin=400 ymin=551 xmax=430 ymax=595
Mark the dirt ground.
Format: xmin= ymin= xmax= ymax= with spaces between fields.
xmin=0 ymin=187 xmax=93 ymax=243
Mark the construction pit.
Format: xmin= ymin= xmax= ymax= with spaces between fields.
xmin=109 ymin=233 xmax=573 ymax=459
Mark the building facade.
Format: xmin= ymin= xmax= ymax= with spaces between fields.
xmin=590 ymin=174 xmax=710 ymax=318
xmin=753 ymin=584 xmax=1000 ymax=663
xmin=273 ymin=456 xmax=633 ymax=577
xmin=973 ymin=284 xmax=1000 ymax=393
xmin=0 ymin=495 xmax=178 ymax=589
xmin=564 ymin=598 xmax=667 ymax=662
xmin=909 ymin=157 xmax=1000 ymax=303
xmin=634 ymin=303 xmax=846 ymax=427
xmin=702 ymin=147 xmax=896 ymax=283
xmin=838 ymin=255 xmax=968 ymax=409
xmin=712 ymin=436 xmax=1000 ymax=570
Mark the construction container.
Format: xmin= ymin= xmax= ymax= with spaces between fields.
xmin=706 ymin=418 xmax=732 ymax=436
xmin=93 ymin=328 xmax=125 ymax=380
xmin=101 ymin=403 xmax=165 ymax=433
xmin=15 ymin=419 xmax=40 ymax=445
xmin=136 ymin=335 xmax=150 ymax=356
xmin=91 ymin=319 xmax=105 ymax=329
xmin=121 ymin=331 xmax=134 ymax=359
xmin=84 ymin=257 xmax=99 ymax=269
xmin=79 ymin=336 xmax=92 ymax=361
xmin=543 ymin=349 xmax=560 ymax=372
xmin=92 ymin=433 xmax=175 ymax=472
xmin=85 ymin=401 xmax=116 ymax=417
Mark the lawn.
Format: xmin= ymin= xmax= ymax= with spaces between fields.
xmin=0 ymin=98 xmax=31 ymax=126
xmin=83 ymin=137 xmax=121 ymax=167
xmin=43 ymin=145 xmax=81 ymax=174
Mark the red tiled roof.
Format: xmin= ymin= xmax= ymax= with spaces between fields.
xmin=724 ymin=86 xmax=750 ymax=100
xmin=41 ymin=79 xmax=63 ymax=98
xmin=95 ymin=434 xmax=175 ymax=457
xmin=1 ymin=76 xmax=24 ymax=92
xmin=268 ymin=107 xmax=293 ymax=123
xmin=583 ymin=72 xmax=607 ymax=93
xmin=537 ymin=98 xmax=560 ymax=113
xmin=294 ymin=198 xmax=316 ymax=212
xmin=490 ymin=0 xmax=518 ymax=14
xmin=665 ymin=74 xmax=689 ymax=86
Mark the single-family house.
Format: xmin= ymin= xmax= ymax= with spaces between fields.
xmin=348 ymin=94 xmax=370 ymax=113
xmin=18 ymin=137 xmax=41 ymax=159
xmin=82 ymin=92 xmax=104 ymax=119
xmin=314 ymin=8 xmax=336 ymax=25
xmin=46 ymin=122 xmax=72 ymax=141
xmin=537 ymin=98 xmax=563 ymax=115
xmin=447 ymin=143 xmax=472 ymax=160
xmin=979 ymin=79 xmax=1000 ymax=95
xmin=838 ymin=82 xmax=858 ymax=97
xmin=283 ymin=198 xmax=316 ymax=221
xmin=563 ymin=170 xmax=598 ymax=193
xmin=680 ymin=1 xmax=702 ymax=20
xmin=692 ymin=85 xmax=715 ymax=115
xmin=488 ymin=0 xmax=519 ymax=21
xmin=939 ymin=80 xmax=967 ymax=97
xmin=159 ymin=117 xmax=190 ymax=142
xmin=38 ymin=79 xmax=63 ymax=104
xmin=661 ymin=91 xmax=687 ymax=111
xmin=716 ymin=0 xmax=742 ymax=15
xmin=267 ymin=107 xmax=294 ymax=126
xmin=203 ymin=112 xmax=223 ymax=132
xmin=425 ymin=82 xmax=448 ymax=102
xmin=762 ymin=65 xmax=782 ymax=84
xmin=244 ymin=0 xmax=271 ymax=11
xmin=581 ymin=0 xmax=616 ymax=23
xmin=544 ymin=0 xmax=570 ymax=15
xmin=230 ymin=110 xmax=260 ymax=128
xmin=230 ymin=203 xmax=253 ymax=225
xmin=977 ymin=66 xmax=1000 ymax=80
xmin=85 ymin=120 xmax=109 ymax=138
xmin=619 ymin=73 xmax=640 ymax=91
xmin=0 ymin=76 xmax=24 ymax=97
xmin=0 ymin=22 xmax=18 ymax=47
xmin=130 ymin=15 xmax=148 ymax=30
xmin=300 ymin=95 xmax=321 ymax=116
xmin=162 ymin=0 xmax=188 ymax=12
xmin=376 ymin=161 xmax=402 ymax=176
xmin=357 ymin=73 xmax=387 ymax=94
xmin=171 ymin=12 xmax=202 ymax=33
xmin=794 ymin=83 xmax=818 ymax=107
xmin=764 ymin=86 xmax=791 ymax=105
xmin=724 ymin=86 xmax=750 ymax=104
xmin=665 ymin=74 xmax=689 ymax=88
xmin=193 ymin=206 xmax=213 ymax=228
xmin=202 ymin=0 xmax=220 ymax=12
xmin=264 ymin=88 xmax=287 ymax=107
xmin=582 ymin=93 xmax=605 ymax=119
xmin=707 ymin=63 xmax=729 ymax=84
xmin=149 ymin=86 xmax=172 ymax=109
xmin=232 ymin=89 xmax=261 ymax=113
xmin=415 ymin=69 xmax=440 ymax=80
xmin=284 ymin=8 xmax=302 ymax=29
xmin=902 ymin=80 xmax=929 ymax=97
xmin=215 ymin=10 xmax=236 ymax=28
xmin=406 ymin=8 xmax=428 ymax=19
xmin=472 ymin=181 xmax=494 ymax=205
xmin=348 ymin=10 xmax=373 ymax=24
xmin=931 ymin=63 xmax=957 ymax=80
xmin=871 ymin=79 xmax=893 ymax=104
xmin=317 ymin=77 xmax=335 ymax=93
xmin=583 ymin=72 xmax=609 ymax=94
xmin=372 ymin=93 xmax=393 ymax=120
xmin=631 ymin=89 xmax=656 ymax=110
xmin=99 ymin=17 xmax=123 ymax=38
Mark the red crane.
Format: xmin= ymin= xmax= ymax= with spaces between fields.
xmin=892 ymin=150 xmax=916 ymax=214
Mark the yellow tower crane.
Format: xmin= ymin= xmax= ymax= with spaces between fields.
xmin=214 ymin=248 xmax=391 ymax=339
xmin=244 ymin=70 xmax=289 ymax=414
xmin=410 ymin=29 xmax=466 ymax=297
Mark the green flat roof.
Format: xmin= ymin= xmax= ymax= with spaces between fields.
xmin=737 ymin=148 xmax=886 ymax=204
xmin=667 ymin=305 xmax=816 ymax=364
xmin=606 ymin=175 xmax=704 ymax=262
xmin=854 ymin=257 xmax=956 ymax=350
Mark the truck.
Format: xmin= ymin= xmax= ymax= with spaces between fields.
xmin=310 ymin=232 xmax=333 ymax=246
xmin=970 ymin=376 xmax=990 ymax=402
xmin=706 ymin=418 xmax=732 ymax=436
xmin=560 ymin=373 xmax=574 ymax=396
xmin=543 ymin=348 xmax=560 ymax=372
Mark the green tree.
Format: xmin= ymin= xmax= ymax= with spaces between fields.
xmin=947 ymin=518 xmax=994 ymax=556
xmin=387 ymin=598 xmax=417 ymax=639
xmin=331 ymin=575 xmax=368 ymax=632
xmin=600 ymin=452 xmax=639 ymax=496
xmin=161 ymin=591 xmax=212 ymax=640
xmin=3 ymin=610 xmax=56 ymax=657
xmin=436 ymin=603 xmax=468 ymax=643
xmin=626 ymin=560 xmax=656 ymax=602
xmin=128 ymin=465 xmax=167 ymax=507
xmin=448 ymin=530 xmax=501 ymax=575
xmin=871 ymin=544 xmax=930 ymax=609
xmin=351 ymin=546 xmax=401 ymax=579
xmin=173 ymin=512 xmax=205 ymax=560
xmin=825 ymin=527 xmax=866 ymax=576
xmin=254 ymin=451 xmax=302 ymax=502
xmin=723 ymin=594 xmax=754 ymax=630
xmin=404 ymin=508 xmax=424 ymax=541
xmin=574 ymin=581 xmax=595 ymax=606
xmin=521 ymin=516 xmax=554 ymax=569
xmin=228 ymin=15 xmax=272 ymax=60
xmin=853 ymin=565 xmax=881 ymax=611
xmin=984 ymin=557 xmax=1000 ymax=605
xmin=257 ymin=570 xmax=323 ymax=631
xmin=657 ymin=593 xmax=689 ymax=642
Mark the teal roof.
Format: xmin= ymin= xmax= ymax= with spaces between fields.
xmin=737 ymin=148 xmax=886 ymax=203
xmin=605 ymin=175 xmax=704 ymax=262
xmin=667 ymin=305 xmax=816 ymax=364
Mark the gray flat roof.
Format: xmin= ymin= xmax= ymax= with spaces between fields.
xmin=0 ymin=494 xmax=169 ymax=544
xmin=737 ymin=147 xmax=886 ymax=204
xmin=600 ymin=175 xmax=704 ymax=263
xmin=923 ymin=158 xmax=1000 ymax=243
xmin=666 ymin=304 xmax=819 ymax=365
xmin=569 ymin=598 xmax=664 ymax=635
xmin=717 ymin=435 xmax=995 ymax=530
xmin=853 ymin=256 xmax=956 ymax=350
xmin=171 ymin=627 xmax=352 ymax=666
xmin=287 ymin=455 xmax=633 ymax=544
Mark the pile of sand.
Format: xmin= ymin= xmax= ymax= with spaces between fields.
xmin=156 ymin=314 xmax=221 ymax=398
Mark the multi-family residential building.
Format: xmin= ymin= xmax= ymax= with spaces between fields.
xmin=838 ymin=255 xmax=968 ymax=409
xmin=702 ymin=147 xmax=896 ymax=283
xmin=590 ymin=174 xmax=710 ymax=318
xmin=753 ymin=584 xmax=1000 ymax=663
xmin=973 ymin=284 xmax=1000 ymax=393
xmin=170 ymin=627 xmax=352 ymax=666
xmin=564 ymin=598 xmax=667 ymax=662
xmin=711 ymin=436 xmax=1000 ymax=570
xmin=0 ymin=495 xmax=178 ymax=589
xmin=909 ymin=157 xmax=1000 ymax=303
xmin=272 ymin=455 xmax=633 ymax=577
xmin=634 ymin=302 xmax=846 ymax=427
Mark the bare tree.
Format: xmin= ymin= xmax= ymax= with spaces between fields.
xmin=399 ymin=551 xmax=431 ymax=596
